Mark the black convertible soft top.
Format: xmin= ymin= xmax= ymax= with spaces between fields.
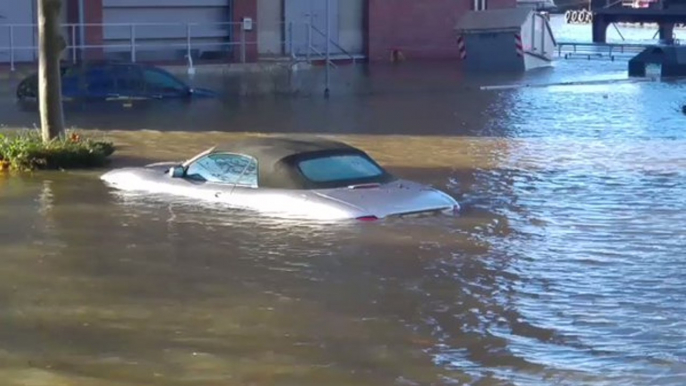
xmin=205 ymin=136 xmax=396 ymax=189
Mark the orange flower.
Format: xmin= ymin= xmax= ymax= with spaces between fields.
xmin=69 ymin=133 xmax=81 ymax=143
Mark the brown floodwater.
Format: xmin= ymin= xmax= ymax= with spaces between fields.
xmin=1 ymin=39 xmax=686 ymax=386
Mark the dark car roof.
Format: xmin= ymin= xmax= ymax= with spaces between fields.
xmin=213 ymin=136 xmax=358 ymax=163
xmin=17 ymin=61 xmax=174 ymax=92
xmin=203 ymin=136 xmax=395 ymax=189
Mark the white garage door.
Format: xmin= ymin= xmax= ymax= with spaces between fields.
xmin=284 ymin=0 xmax=339 ymax=56
xmin=0 ymin=0 xmax=36 ymax=63
xmin=102 ymin=0 xmax=232 ymax=62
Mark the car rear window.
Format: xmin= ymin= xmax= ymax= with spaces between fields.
xmin=297 ymin=154 xmax=384 ymax=183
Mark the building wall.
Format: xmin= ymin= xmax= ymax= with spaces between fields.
xmin=488 ymin=0 xmax=518 ymax=9
xmin=260 ymin=0 xmax=364 ymax=57
xmin=367 ymin=0 xmax=517 ymax=62
xmin=463 ymin=32 xmax=524 ymax=72
xmin=64 ymin=0 xmax=258 ymax=62
xmin=233 ymin=0 xmax=258 ymax=61
xmin=66 ymin=0 xmax=105 ymax=59
xmin=0 ymin=0 xmax=71 ymax=63
xmin=257 ymin=0 xmax=282 ymax=56
xmin=0 ymin=0 xmax=35 ymax=63
xmin=339 ymin=0 xmax=364 ymax=55
xmin=2 ymin=0 xmax=522 ymax=65
xmin=101 ymin=0 xmax=233 ymax=62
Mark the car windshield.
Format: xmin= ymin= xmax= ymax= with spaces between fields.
xmin=143 ymin=68 xmax=188 ymax=93
xmin=186 ymin=153 xmax=258 ymax=187
xmin=297 ymin=154 xmax=384 ymax=183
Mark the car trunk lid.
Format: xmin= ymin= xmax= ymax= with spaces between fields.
xmin=314 ymin=180 xmax=457 ymax=219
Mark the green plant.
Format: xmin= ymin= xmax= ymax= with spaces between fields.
xmin=0 ymin=129 xmax=115 ymax=171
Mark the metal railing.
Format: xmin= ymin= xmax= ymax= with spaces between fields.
xmin=555 ymin=41 xmax=660 ymax=60
xmin=284 ymin=21 xmax=360 ymax=70
xmin=527 ymin=12 xmax=557 ymax=56
xmin=0 ymin=20 xmax=364 ymax=72
xmin=0 ymin=21 xmax=253 ymax=71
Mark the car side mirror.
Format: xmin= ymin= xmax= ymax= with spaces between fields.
xmin=168 ymin=165 xmax=185 ymax=178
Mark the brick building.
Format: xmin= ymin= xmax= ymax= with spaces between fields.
xmin=0 ymin=0 xmax=517 ymax=65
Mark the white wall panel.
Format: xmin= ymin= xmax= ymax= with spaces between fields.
xmin=102 ymin=0 xmax=232 ymax=61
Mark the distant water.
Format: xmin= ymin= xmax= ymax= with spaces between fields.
xmin=548 ymin=13 xmax=686 ymax=43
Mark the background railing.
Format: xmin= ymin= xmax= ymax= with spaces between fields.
xmin=0 ymin=21 xmax=253 ymax=71
xmin=555 ymin=41 xmax=657 ymax=60
xmin=0 ymin=20 xmax=365 ymax=72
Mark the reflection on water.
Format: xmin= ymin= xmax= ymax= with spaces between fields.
xmin=1 ymin=15 xmax=686 ymax=386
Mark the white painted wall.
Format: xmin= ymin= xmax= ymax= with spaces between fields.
xmin=261 ymin=0 xmax=363 ymax=57
xmin=523 ymin=13 xmax=555 ymax=70
xmin=338 ymin=0 xmax=363 ymax=55
xmin=257 ymin=0 xmax=282 ymax=56
xmin=102 ymin=0 xmax=231 ymax=61
xmin=0 ymin=0 xmax=36 ymax=63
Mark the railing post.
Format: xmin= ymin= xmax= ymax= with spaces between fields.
xmin=306 ymin=21 xmax=312 ymax=61
xmin=288 ymin=22 xmax=293 ymax=55
xmin=130 ymin=24 xmax=136 ymax=62
xmin=9 ymin=25 xmax=15 ymax=72
xmin=186 ymin=23 xmax=196 ymax=75
xmin=324 ymin=0 xmax=330 ymax=98
xmin=186 ymin=23 xmax=192 ymax=61
xmin=531 ymin=14 xmax=536 ymax=51
xmin=71 ymin=24 xmax=77 ymax=63
xmin=540 ymin=15 xmax=545 ymax=54
xmin=240 ymin=26 xmax=246 ymax=63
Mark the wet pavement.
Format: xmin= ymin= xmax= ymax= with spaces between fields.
xmin=1 ymin=15 xmax=685 ymax=386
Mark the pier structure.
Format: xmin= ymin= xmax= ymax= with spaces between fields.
xmin=591 ymin=0 xmax=686 ymax=43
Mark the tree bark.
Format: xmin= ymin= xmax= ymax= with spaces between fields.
xmin=38 ymin=0 xmax=66 ymax=142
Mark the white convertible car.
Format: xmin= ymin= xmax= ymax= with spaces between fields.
xmin=101 ymin=136 xmax=460 ymax=221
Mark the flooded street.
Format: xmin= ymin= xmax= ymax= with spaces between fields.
xmin=1 ymin=15 xmax=686 ymax=386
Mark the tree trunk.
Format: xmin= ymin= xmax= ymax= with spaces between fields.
xmin=38 ymin=0 xmax=66 ymax=142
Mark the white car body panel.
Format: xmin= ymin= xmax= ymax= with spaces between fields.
xmin=101 ymin=162 xmax=460 ymax=221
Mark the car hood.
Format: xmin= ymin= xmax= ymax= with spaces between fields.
xmin=313 ymin=179 xmax=458 ymax=219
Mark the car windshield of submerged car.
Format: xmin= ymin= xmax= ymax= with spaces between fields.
xmin=185 ymin=153 xmax=258 ymax=187
xmin=297 ymin=154 xmax=385 ymax=183
xmin=142 ymin=68 xmax=189 ymax=94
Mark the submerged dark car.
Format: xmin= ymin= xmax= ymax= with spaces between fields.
xmin=16 ymin=61 xmax=218 ymax=106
